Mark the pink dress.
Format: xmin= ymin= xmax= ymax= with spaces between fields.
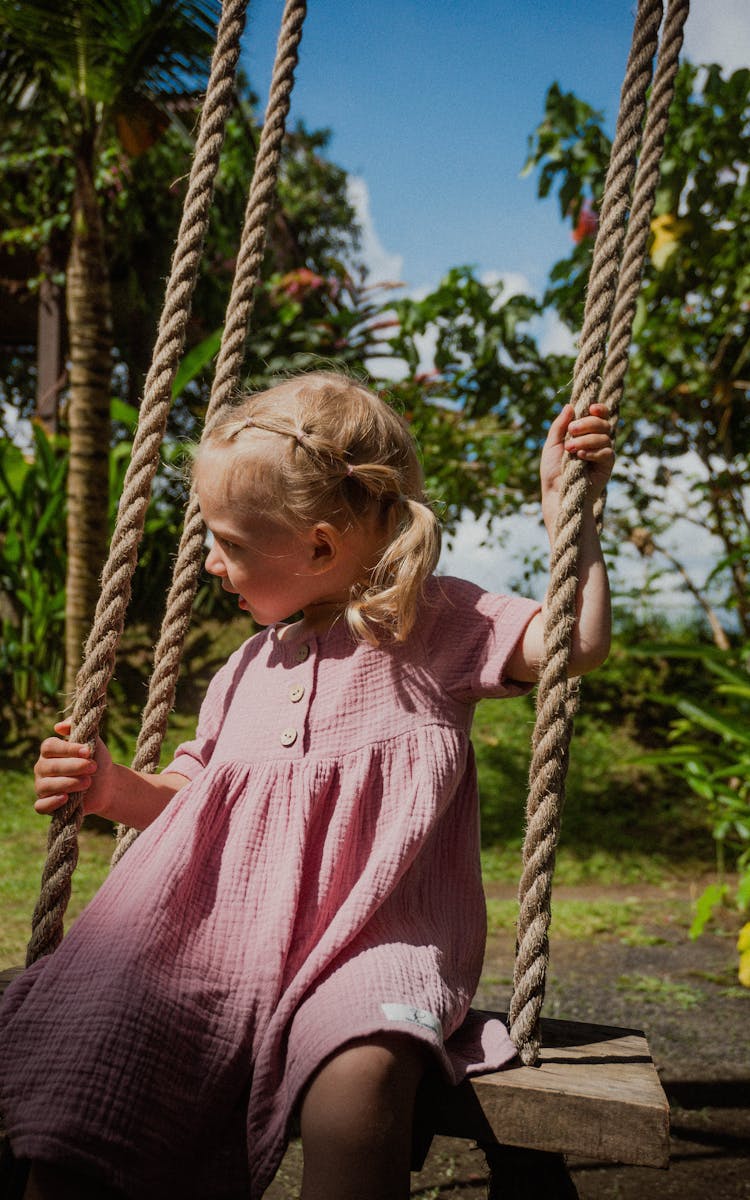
xmin=0 ymin=576 xmax=539 ymax=1198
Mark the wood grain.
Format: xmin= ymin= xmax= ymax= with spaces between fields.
xmin=429 ymin=1013 xmax=670 ymax=1168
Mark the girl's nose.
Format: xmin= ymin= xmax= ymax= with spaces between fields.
xmin=204 ymin=545 xmax=225 ymax=576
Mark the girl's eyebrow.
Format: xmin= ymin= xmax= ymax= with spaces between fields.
xmin=209 ymin=524 xmax=248 ymax=544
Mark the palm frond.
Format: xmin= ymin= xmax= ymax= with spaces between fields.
xmin=0 ymin=0 xmax=220 ymax=120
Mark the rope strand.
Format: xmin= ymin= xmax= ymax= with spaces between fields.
xmin=598 ymin=0 xmax=690 ymax=438
xmin=113 ymin=0 xmax=309 ymax=865
xmin=26 ymin=0 xmax=250 ymax=965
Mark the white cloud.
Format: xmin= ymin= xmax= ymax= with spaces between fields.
xmin=479 ymin=269 xmax=534 ymax=300
xmin=439 ymin=510 xmax=547 ymax=599
xmin=605 ymin=449 xmax=736 ymax=620
xmin=347 ymin=176 xmax=404 ymax=285
xmin=536 ymin=310 xmax=576 ymax=359
xmin=439 ymin=503 xmax=722 ymax=623
xmin=682 ymin=0 xmax=750 ymax=74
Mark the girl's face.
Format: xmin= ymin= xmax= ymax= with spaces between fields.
xmin=202 ymin=509 xmax=316 ymax=626
xmin=196 ymin=454 xmax=377 ymax=629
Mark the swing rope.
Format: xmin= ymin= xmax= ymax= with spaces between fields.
xmin=598 ymin=0 xmax=690 ymax=436
xmin=114 ymin=0 xmax=308 ymax=864
xmin=508 ymin=0 xmax=690 ymax=1064
xmin=26 ymin=0 xmax=308 ymax=963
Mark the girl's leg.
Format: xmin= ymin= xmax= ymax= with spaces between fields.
xmin=299 ymin=1034 xmax=425 ymax=1200
xmin=25 ymin=1162 xmax=124 ymax=1200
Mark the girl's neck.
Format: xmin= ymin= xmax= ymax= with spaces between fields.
xmin=299 ymin=601 xmax=346 ymax=636
xmin=277 ymin=600 xmax=347 ymax=640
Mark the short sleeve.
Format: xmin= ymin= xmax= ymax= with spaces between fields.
xmin=161 ymin=636 xmax=258 ymax=781
xmin=420 ymin=575 xmax=541 ymax=704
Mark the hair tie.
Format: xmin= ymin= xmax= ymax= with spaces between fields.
xmin=294 ymin=427 xmax=306 ymax=446
xmin=231 ymin=418 xmax=254 ymax=439
xmin=345 ymin=463 xmax=355 ymax=477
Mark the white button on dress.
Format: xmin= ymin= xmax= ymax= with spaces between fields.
xmin=289 ymin=684 xmax=305 ymax=703
xmin=294 ymin=644 xmax=310 ymax=663
xmin=280 ymin=728 xmax=298 ymax=747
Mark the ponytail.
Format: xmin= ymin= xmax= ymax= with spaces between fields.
xmin=346 ymin=494 xmax=441 ymax=645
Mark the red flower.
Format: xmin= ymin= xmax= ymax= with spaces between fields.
xmin=278 ymin=268 xmax=325 ymax=297
xmin=572 ymin=200 xmax=599 ymax=244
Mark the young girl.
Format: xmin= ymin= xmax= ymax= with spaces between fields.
xmin=1 ymin=370 xmax=613 ymax=1200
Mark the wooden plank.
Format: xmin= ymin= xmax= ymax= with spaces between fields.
xmin=429 ymin=1013 xmax=670 ymax=1169
xmin=0 ymin=967 xmax=23 ymax=997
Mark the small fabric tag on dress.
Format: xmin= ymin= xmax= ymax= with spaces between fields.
xmin=381 ymin=1003 xmax=443 ymax=1042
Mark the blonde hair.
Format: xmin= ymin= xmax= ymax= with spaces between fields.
xmin=196 ymin=371 xmax=441 ymax=644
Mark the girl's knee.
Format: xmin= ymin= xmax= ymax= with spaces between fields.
xmin=300 ymin=1034 xmax=425 ymax=1148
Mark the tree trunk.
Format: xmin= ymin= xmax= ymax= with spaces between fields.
xmin=35 ymin=245 xmax=64 ymax=434
xmin=64 ymin=152 xmax=113 ymax=698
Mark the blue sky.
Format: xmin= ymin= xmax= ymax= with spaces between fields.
xmin=241 ymin=0 xmax=750 ymax=298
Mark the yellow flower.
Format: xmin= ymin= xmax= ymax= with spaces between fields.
xmin=650 ymin=214 xmax=691 ymax=269
xmin=738 ymin=923 xmax=750 ymax=988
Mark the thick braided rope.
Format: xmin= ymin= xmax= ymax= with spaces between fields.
xmin=26 ymin=0 xmax=250 ymax=967
xmin=113 ymin=0 xmax=308 ymax=864
xmin=508 ymin=0 xmax=665 ymax=1064
xmin=569 ymin=0 xmax=688 ymax=759
xmin=569 ymin=0 xmax=689 ymax=750
xmin=598 ymin=0 xmax=689 ymax=436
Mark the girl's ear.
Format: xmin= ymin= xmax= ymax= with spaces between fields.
xmin=308 ymin=523 xmax=340 ymax=571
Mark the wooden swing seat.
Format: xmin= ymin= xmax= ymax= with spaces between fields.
xmin=419 ymin=1012 xmax=670 ymax=1170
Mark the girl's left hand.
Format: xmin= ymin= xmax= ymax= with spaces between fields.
xmin=540 ymin=402 xmax=614 ymax=509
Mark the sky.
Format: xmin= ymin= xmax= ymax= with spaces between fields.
xmin=238 ymin=0 xmax=750 ymax=611
xmin=241 ymin=0 xmax=749 ymax=296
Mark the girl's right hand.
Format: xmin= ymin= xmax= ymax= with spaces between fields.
xmin=34 ymin=719 xmax=113 ymax=817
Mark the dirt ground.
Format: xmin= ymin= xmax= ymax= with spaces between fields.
xmin=267 ymin=881 xmax=750 ymax=1199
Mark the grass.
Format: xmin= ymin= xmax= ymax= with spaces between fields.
xmin=485 ymin=896 xmax=677 ymax=944
xmin=473 ymin=693 xmax=713 ymax=874
xmin=1 ymin=618 xmax=717 ymax=970
xmin=0 ymin=766 xmax=115 ymax=965
xmin=616 ymin=973 xmax=705 ymax=1010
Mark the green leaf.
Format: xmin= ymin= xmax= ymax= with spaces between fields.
xmin=111 ymin=397 xmax=139 ymax=432
xmin=690 ymin=882 xmax=728 ymax=939
xmin=675 ymin=699 xmax=750 ymax=746
xmin=171 ymin=328 xmax=223 ymax=398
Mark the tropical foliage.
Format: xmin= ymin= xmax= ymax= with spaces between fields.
xmin=0 ymin=0 xmax=223 ymax=694
xmin=0 ymin=427 xmax=67 ymax=727
xmin=2 ymin=50 xmax=749 ymax=988
xmin=524 ymin=63 xmax=750 ymax=645
xmin=632 ymin=643 xmax=750 ymax=981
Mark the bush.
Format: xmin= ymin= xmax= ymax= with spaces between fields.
xmin=0 ymin=423 xmax=66 ymax=724
xmin=634 ymin=643 xmax=750 ymax=982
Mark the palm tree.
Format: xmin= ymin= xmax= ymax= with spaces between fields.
xmin=0 ymin=0 xmax=220 ymax=695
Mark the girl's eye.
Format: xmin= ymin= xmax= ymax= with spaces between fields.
xmin=211 ymin=534 xmax=238 ymax=552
